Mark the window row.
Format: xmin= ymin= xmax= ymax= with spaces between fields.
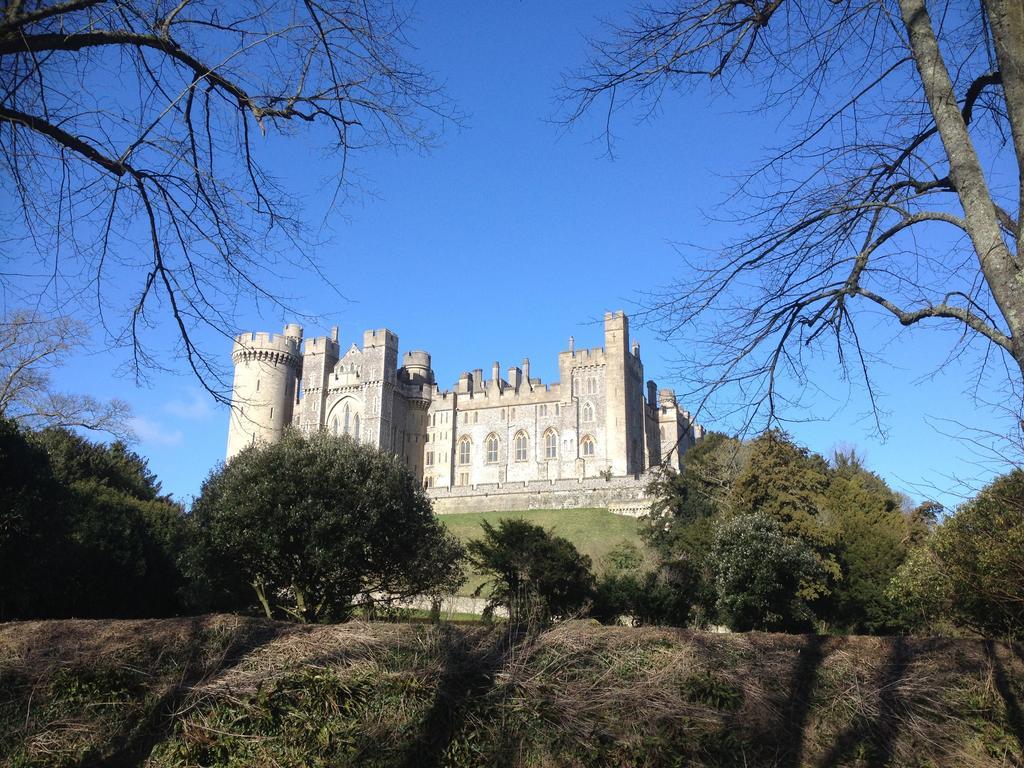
xmin=430 ymin=400 xmax=595 ymax=429
xmin=455 ymin=432 xmax=595 ymax=464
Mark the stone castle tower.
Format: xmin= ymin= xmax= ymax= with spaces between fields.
xmin=226 ymin=311 xmax=703 ymax=513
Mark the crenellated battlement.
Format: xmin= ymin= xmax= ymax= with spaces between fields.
xmin=227 ymin=310 xmax=705 ymax=486
xmin=363 ymin=328 xmax=398 ymax=349
xmin=231 ymin=328 xmax=303 ymax=368
xmin=304 ymin=336 xmax=340 ymax=355
xmin=560 ymin=346 xmax=606 ymax=365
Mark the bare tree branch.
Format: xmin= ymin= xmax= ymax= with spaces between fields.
xmin=1 ymin=0 xmax=456 ymax=399
xmin=562 ymin=0 xmax=1023 ymax=434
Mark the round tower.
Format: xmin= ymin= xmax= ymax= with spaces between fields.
xmin=400 ymin=350 xmax=434 ymax=385
xmin=226 ymin=325 xmax=303 ymax=459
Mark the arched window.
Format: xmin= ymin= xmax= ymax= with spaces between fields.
xmin=343 ymin=402 xmax=351 ymax=435
xmin=458 ymin=437 xmax=472 ymax=465
xmin=514 ymin=431 xmax=528 ymax=462
xmin=581 ymin=435 xmax=595 ymax=457
xmin=353 ymin=414 xmax=360 ymax=442
xmin=582 ymin=401 xmax=594 ymax=422
xmin=544 ymin=430 xmax=558 ymax=459
xmin=332 ymin=417 xmax=338 ymax=436
xmin=485 ymin=434 xmax=499 ymax=464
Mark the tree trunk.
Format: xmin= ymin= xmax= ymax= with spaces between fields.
xmin=900 ymin=0 xmax=1024 ymax=382
xmin=985 ymin=0 xmax=1024 ymax=257
xmin=251 ymin=580 xmax=273 ymax=619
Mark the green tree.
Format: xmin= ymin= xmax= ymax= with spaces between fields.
xmin=710 ymin=513 xmax=826 ymax=632
xmin=886 ymin=544 xmax=954 ymax=635
xmin=467 ymin=519 xmax=595 ymax=624
xmin=730 ymin=431 xmax=831 ymax=542
xmin=819 ymin=450 xmax=910 ymax=633
xmin=1 ymin=423 xmax=187 ymax=619
xmin=190 ymin=429 xmax=464 ymax=622
xmin=0 ymin=419 xmax=68 ymax=619
xmin=729 ymin=431 xmax=838 ymax=600
xmin=932 ymin=470 xmax=1024 ymax=638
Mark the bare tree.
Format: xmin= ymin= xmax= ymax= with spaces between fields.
xmin=0 ymin=310 xmax=133 ymax=437
xmin=562 ymin=0 xmax=1023 ymax=433
xmin=1 ymin=0 xmax=452 ymax=397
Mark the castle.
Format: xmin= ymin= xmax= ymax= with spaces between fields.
xmin=226 ymin=311 xmax=703 ymax=513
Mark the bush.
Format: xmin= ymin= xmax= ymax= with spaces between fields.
xmin=466 ymin=519 xmax=594 ymax=624
xmin=710 ymin=513 xmax=826 ymax=632
xmin=0 ymin=422 xmax=187 ymax=620
xmin=189 ymin=429 xmax=464 ymax=622
xmin=891 ymin=470 xmax=1024 ymax=639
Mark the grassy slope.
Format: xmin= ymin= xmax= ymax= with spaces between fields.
xmin=2 ymin=615 xmax=1023 ymax=767
xmin=438 ymin=507 xmax=654 ymax=595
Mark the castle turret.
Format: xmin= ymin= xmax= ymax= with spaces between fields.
xmin=603 ymin=311 xmax=631 ymax=476
xmin=400 ymin=350 xmax=433 ymax=385
xmin=226 ymin=325 xmax=303 ymax=459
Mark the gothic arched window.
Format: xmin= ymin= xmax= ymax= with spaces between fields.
xmin=353 ymin=414 xmax=360 ymax=442
xmin=582 ymin=401 xmax=594 ymax=422
xmin=485 ymin=434 xmax=499 ymax=464
xmin=343 ymin=402 xmax=351 ymax=435
xmin=514 ymin=431 xmax=528 ymax=462
xmin=544 ymin=429 xmax=558 ymax=459
xmin=458 ymin=437 xmax=472 ymax=465
xmin=581 ymin=435 xmax=595 ymax=457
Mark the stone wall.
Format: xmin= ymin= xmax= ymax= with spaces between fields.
xmin=429 ymin=475 xmax=650 ymax=514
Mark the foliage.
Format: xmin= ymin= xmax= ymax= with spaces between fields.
xmin=886 ymin=545 xmax=955 ymax=635
xmin=710 ymin=513 xmax=826 ymax=632
xmin=823 ymin=451 xmax=910 ymax=633
xmin=0 ymin=421 xmax=187 ymax=620
xmin=932 ymin=470 xmax=1024 ymax=638
xmin=643 ymin=465 xmax=717 ymax=559
xmin=0 ymin=419 xmax=68 ymax=619
xmin=466 ymin=519 xmax=595 ymax=624
xmin=730 ymin=432 xmax=831 ymax=545
xmin=189 ymin=429 xmax=464 ymax=622
xmin=592 ymin=563 xmax=700 ymax=628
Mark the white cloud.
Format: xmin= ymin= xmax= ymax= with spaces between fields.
xmin=164 ymin=388 xmax=214 ymax=421
xmin=129 ymin=416 xmax=184 ymax=446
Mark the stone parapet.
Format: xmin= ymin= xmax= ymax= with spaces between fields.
xmin=429 ymin=474 xmax=650 ymax=514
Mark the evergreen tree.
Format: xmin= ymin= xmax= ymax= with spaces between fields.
xmin=190 ymin=429 xmax=465 ymax=622
xmin=710 ymin=513 xmax=825 ymax=633
xmin=823 ymin=457 xmax=908 ymax=633
xmin=467 ymin=519 xmax=594 ymax=624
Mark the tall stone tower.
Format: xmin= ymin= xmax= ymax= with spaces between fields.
xmin=603 ymin=311 xmax=630 ymax=476
xmin=226 ymin=324 xmax=303 ymax=459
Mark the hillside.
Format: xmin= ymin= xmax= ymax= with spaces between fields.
xmin=2 ymin=616 xmax=1022 ymax=767
xmin=438 ymin=507 xmax=654 ymax=595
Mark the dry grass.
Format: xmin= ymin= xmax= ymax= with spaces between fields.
xmin=1 ymin=616 xmax=1022 ymax=766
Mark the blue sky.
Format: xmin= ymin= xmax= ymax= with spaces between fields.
xmin=12 ymin=1 xmax=1015 ymax=508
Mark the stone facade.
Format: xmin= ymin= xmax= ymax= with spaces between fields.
xmin=225 ymin=311 xmax=704 ymax=511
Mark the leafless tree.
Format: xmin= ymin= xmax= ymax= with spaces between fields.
xmin=562 ymin=0 xmax=1023 ymax=434
xmin=0 ymin=309 xmax=133 ymax=437
xmin=1 ymin=0 xmax=452 ymax=397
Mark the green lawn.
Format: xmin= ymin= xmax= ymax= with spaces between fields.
xmin=438 ymin=507 xmax=655 ymax=596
